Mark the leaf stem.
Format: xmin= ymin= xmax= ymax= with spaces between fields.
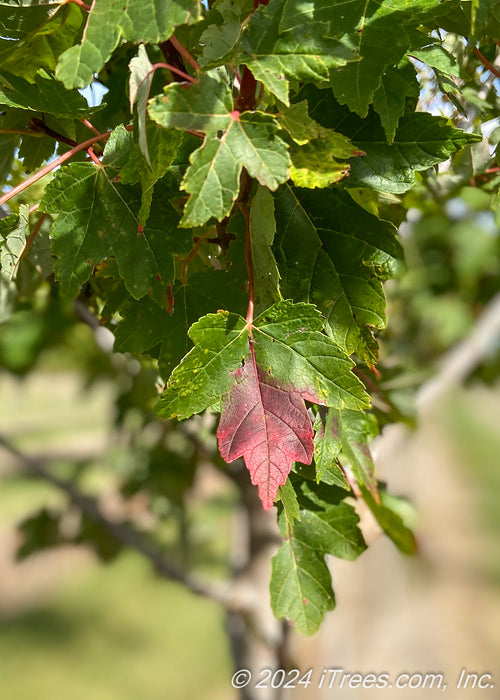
xmin=0 ymin=131 xmax=113 ymax=208
xmin=240 ymin=201 xmax=254 ymax=330
xmin=30 ymin=117 xmax=78 ymax=148
xmin=80 ymin=118 xmax=102 ymax=137
xmin=149 ymin=61 xmax=198 ymax=85
xmin=474 ymin=47 xmax=500 ymax=79
xmin=86 ymin=148 xmax=102 ymax=167
xmin=169 ymin=35 xmax=201 ymax=73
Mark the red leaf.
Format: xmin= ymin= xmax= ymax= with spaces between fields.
xmin=216 ymin=348 xmax=314 ymax=509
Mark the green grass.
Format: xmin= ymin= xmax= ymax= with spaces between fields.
xmin=0 ymin=552 xmax=234 ymax=700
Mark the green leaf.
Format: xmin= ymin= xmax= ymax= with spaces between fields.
xmin=18 ymin=135 xmax=55 ymax=173
xmin=282 ymin=0 xmax=446 ymax=115
xmin=330 ymin=408 xmax=379 ymax=497
xmin=271 ymin=493 xmax=366 ymax=634
xmin=361 ymin=487 xmax=417 ymax=555
xmin=0 ymin=69 xmax=91 ymax=117
xmin=0 ymin=204 xmax=29 ymax=322
xmin=40 ymin=159 xmax=191 ymax=299
xmin=156 ymin=310 xmax=250 ymax=419
xmin=0 ymin=3 xmax=83 ymax=82
xmin=273 ymin=185 xmax=402 ymax=363
xmin=278 ymin=479 xmax=301 ymax=524
xmin=372 ymin=64 xmax=419 ymax=144
xmin=252 ymin=302 xmax=369 ymax=410
xmin=107 ymin=123 xmax=184 ymax=226
xmin=40 ymin=163 xmax=112 ymax=296
xmin=250 ymin=184 xmax=281 ymax=314
xmin=16 ymin=508 xmax=63 ymax=561
xmin=276 ymin=100 xmax=357 ymax=152
xmin=277 ymin=100 xmax=361 ymax=187
xmin=158 ymin=300 xmax=368 ymax=420
xmin=148 ymin=73 xmax=234 ymax=134
xmin=238 ymin=0 xmax=355 ymax=105
xmin=120 ymin=0 xmax=202 ymax=44
xmin=271 ymin=514 xmax=335 ymax=635
xmin=303 ymin=87 xmax=482 ymax=193
xmin=410 ymin=45 xmax=460 ymax=77
xmin=56 ymin=0 xmax=202 ymax=89
xmin=288 ymin=140 xmax=351 ymax=189
xmin=113 ymin=256 xmax=249 ymax=379
xmin=313 ymin=408 xmax=350 ymax=489
xmin=129 ymin=44 xmax=154 ymax=166
xmin=180 ymin=111 xmax=290 ymax=227
xmin=199 ymin=0 xmax=248 ymax=68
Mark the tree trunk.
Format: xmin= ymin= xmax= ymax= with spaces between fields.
xmin=226 ymin=461 xmax=292 ymax=700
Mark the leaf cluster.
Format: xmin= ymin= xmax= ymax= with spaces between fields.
xmin=0 ymin=0 xmax=493 ymax=635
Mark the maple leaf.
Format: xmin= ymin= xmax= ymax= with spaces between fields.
xmin=158 ymin=301 xmax=368 ymax=509
xmin=217 ymin=348 xmax=314 ymax=510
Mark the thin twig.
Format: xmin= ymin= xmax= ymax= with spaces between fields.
xmin=239 ymin=201 xmax=254 ymax=330
xmin=474 ymin=47 xmax=500 ymax=79
xmin=0 ymin=434 xmax=243 ymax=610
xmin=30 ymin=118 xmax=78 ymax=148
xmin=80 ymin=118 xmax=102 ymax=137
xmin=0 ymin=131 xmax=112 ymax=208
xmin=169 ymin=35 xmax=201 ymax=72
xmin=418 ymin=291 xmax=500 ymax=408
xmin=86 ymin=148 xmax=102 ymax=167
xmin=143 ymin=62 xmax=198 ymax=88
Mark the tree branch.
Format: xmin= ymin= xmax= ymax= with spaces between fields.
xmin=168 ymin=35 xmax=201 ymax=72
xmin=474 ymin=47 xmax=500 ymax=79
xmin=0 ymin=128 xmax=132 ymax=209
xmin=0 ymin=434 xmax=246 ymax=611
xmin=417 ymin=291 xmax=500 ymax=408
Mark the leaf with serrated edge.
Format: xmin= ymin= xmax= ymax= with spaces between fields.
xmin=157 ymin=311 xmax=249 ymax=420
xmin=282 ymin=0 xmax=446 ymax=116
xmin=56 ymin=0 xmax=201 ymax=89
xmin=129 ymin=45 xmax=154 ymax=166
xmin=0 ymin=69 xmax=91 ymax=117
xmin=313 ymin=409 xmax=350 ymax=489
xmin=0 ymin=204 xmax=29 ymax=322
xmin=40 ymin=159 xmax=190 ymax=299
xmin=273 ymin=185 xmax=402 ymax=363
xmin=302 ymin=85 xmax=481 ymax=194
xmin=250 ymin=185 xmax=281 ymax=314
xmin=253 ymin=302 xmax=369 ymax=410
xmin=289 ymin=141 xmax=350 ymax=189
xmin=238 ymin=0 xmax=355 ymax=105
xmin=148 ymin=74 xmax=234 ymax=135
xmin=0 ymin=3 xmax=83 ymax=82
xmin=271 ymin=495 xmax=366 ymax=634
xmin=158 ymin=301 xmax=368 ymax=509
xmin=330 ymin=408 xmax=379 ymax=498
xmin=217 ymin=346 xmax=314 ymax=509
xmin=180 ymin=111 xmax=290 ymax=227
xmin=372 ymin=65 xmax=419 ymax=144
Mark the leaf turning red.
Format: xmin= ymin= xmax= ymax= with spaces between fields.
xmin=216 ymin=348 xmax=314 ymax=509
